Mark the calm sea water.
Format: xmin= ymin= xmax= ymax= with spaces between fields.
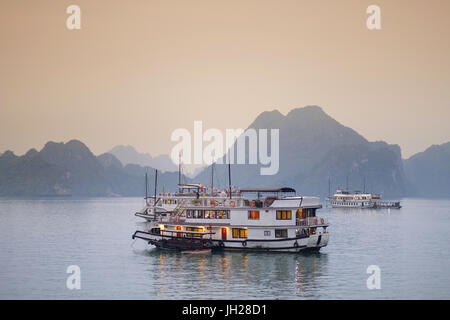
xmin=0 ymin=197 xmax=449 ymax=299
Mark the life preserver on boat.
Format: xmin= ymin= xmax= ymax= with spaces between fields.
xmin=294 ymin=241 xmax=299 ymax=248
xmin=242 ymin=240 xmax=247 ymax=247
xmin=229 ymin=200 xmax=236 ymax=207
xmin=219 ymin=241 xmax=225 ymax=248
xmin=249 ymin=201 xmax=255 ymax=207
xmin=210 ymin=200 xmax=217 ymax=207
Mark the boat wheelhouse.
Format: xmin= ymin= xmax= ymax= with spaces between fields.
xmin=327 ymin=189 xmax=401 ymax=209
xmin=132 ymin=187 xmax=329 ymax=253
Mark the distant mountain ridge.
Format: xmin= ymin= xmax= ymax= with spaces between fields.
xmin=0 ymin=106 xmax=448 ymax=198
xmin=404 ymin=142 xmax=450 ymax=197
xmin=109 ymin=145 xmax=204 ymax=177
xmin=0 ymin=140 xmax=188 ymax=196
xmin=196 ymin=106 xmax=414 ymax=198
xmin=108 ymin=145 xmax=177 ymax=173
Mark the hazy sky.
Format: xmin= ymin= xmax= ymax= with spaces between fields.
xmin=1 ymin=0 xmax=449 ymax=159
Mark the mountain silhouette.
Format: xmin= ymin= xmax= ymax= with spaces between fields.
xmin=0 ymin=107 xmax=447 ymax=198
xmin=195 ymin=106 xmax=414 ymax=198
xmin=404 ymin=142 xmax=450 ymax=198
xmin=0 ymin=140 xmax=188 ymax=196
xmin=109 ymin=145 xmax=177 ymax=172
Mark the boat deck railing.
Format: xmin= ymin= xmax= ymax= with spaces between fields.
xmin=177 ymin=197 xmax=282 ymax=209
xmin=146 ymin=193 xmax=244 ymax=199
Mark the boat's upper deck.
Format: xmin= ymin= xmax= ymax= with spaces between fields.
xmin=179 ymin=187 xmax=322 ymax=210
xmin=331 ymin=189 xmax=381 ymax=200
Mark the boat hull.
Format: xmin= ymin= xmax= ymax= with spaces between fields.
xmin=132 ymin=230 xmax=329 ymax=253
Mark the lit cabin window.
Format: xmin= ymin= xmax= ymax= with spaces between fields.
xmin=276 ymin=210 xmax=292 ymax=220
xmin=275 ymin=229 xmax=288 ymax=238
xmin=232 ymin=228 xmax=247 ymax=238
xmin=297 ymin=209 xmax=307 ymax=219
xmin=248 ymin=210 xmax=260 ymax=220
xmin=186 ymin=227 xmax=203 ymax=237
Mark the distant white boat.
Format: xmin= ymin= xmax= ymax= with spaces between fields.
xmin=327 ymin=189 xmax=401 ymax=209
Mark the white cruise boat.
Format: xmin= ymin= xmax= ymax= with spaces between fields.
xmin=132 ymin=187 xmax=329 ymax=253
xmin=327 ymin=189 xmax=401 ymax=209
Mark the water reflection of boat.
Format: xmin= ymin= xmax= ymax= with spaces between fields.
xmin=181 ymin=249 xmax=212 ymax=254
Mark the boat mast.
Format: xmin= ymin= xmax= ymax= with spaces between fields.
xmin=328 ymin=176 xmax=331 ymax=197
xmin=154 ymin=169 xmax=158 ymax=203
xmin=145 ymin=171 xmax=148 ymax=204
xmin=178 ymin=152 xmax=181 ymax=193
xmin=211 ymin=163 xmax=214 ymax=193
xmin=363 ymin=176 xmax=366 ymax=193
xmin=228 ymin=162 xmax=232 ymax=199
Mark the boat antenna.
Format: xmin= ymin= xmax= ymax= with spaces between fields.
xmin=363 ymin=176 xmax=366 ymax=193
xmin=178 ymin=152 xmax=181 ymax=193
xmin=346 ymin=175 xmax=349 ymax=191
xmin=154 ymin=169 xmax=158 ymax=203
xmin=328 ymin=176 xmax=331 ymax=198
xmin=228 ymin=162 xmax=232 ymax=199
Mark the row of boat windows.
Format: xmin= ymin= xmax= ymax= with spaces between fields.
xmin=330 ymin=201 xmax=368 ymax=206
xmin=232 ymin=228 xmax=289 ymax=238
xmin=185 ymin=208 xmax=317 ymax=220
xmin=231 ymin=227 xmax=317 ymax=239
xmin=162 ymin=199 xmax=178 ymax=204
xmin=276 ymin=210 xmax=292 ymax=220
xmin=167 ymin=226 xmax=318 ymax=238
xmin=185 ymin=227 xmax=204 ymax=237
xmin=186 ymin=209 xmax=230 ymax=219
xmin=335 ymin=196 xmax=380 ymax=200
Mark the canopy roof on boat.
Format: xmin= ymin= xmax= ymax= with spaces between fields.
xmin=178 ymin=183 xmax=203 ymax=189
xmin=239 ymin=187 xmax=296 ymax=193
